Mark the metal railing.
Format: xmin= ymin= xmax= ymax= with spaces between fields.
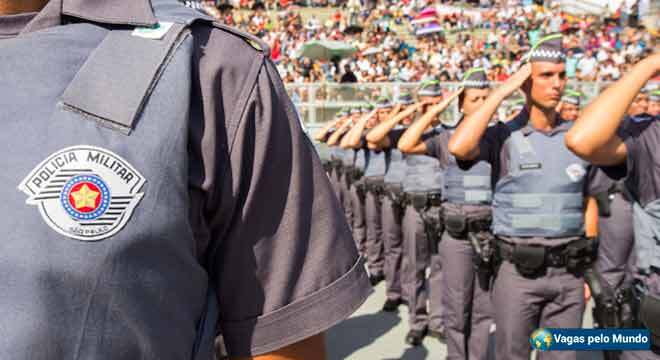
xmin=288 ymin=81 xmax=613 ymax=125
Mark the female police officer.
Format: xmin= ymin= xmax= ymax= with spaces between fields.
xmin=0 ymin=0 xmax=369 ymax=359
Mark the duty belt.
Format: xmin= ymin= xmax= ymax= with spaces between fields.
xmin=443 ymin=211 xmax=492 ymax=240
xmin=496 ymin=237 xmax=597 ymax=276
xmin=497 ymin=241 xmax=568 ymax=268
xmin=406 ymin=192 xmax=442 ymax=210
xmin=365 ymin=178 xmax=385 ymax=195
xmin=385 ymin=184 xmax=404 ymax=203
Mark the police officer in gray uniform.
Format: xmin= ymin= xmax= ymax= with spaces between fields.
xmin=584 ymin=90 xmax=650 ymax=359
xmin=400 ymin=68 xmax=494 ymax=360
xmin=450 ymin=34 xmax=602 ymax=360
xmin=558 ymin=89 xmax=582 ymax=122
xmin=327 ymin=107 xmax=361 ymax=249
xmin=567 ymin=53 xmax=660 ymax=358
xmin=316 ymin=108 xmax=351 ymax=205
xmin=398 ymin=80 xmax=447 ymax=346
xmin=343 ymin=101 xmax=394 ymax=284
xmin=0 ymin=1 xmax=371 ymax=358
xmin=366 ymin=92 xmax=417 ymax=311
xmin=341 ymin=106 xmax=374 ymax=260
xmin=559 ymin=89 xmax=636 ymax=349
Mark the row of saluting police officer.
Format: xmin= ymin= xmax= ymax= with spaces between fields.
xmin=314 ymin=35 xmax=660 ymax=360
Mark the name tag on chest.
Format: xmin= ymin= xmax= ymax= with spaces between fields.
xmin=520 ymin=163 xmax=542 ymax=171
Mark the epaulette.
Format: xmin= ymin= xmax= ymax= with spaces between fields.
xmin=211 ymin=22 xmax=270 ymax=54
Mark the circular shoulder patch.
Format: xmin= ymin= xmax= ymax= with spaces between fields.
xmin=18 ymin=146 xmax=146 ymax=241
xmin=565 ymin=163 xmax=586 ymax=183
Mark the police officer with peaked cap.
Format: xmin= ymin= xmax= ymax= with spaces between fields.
xmin=558 ymin=89 xmax=582 ymax=122
xmin=577 ymin=86 xmax=643 ymax=360
xmin=566 ymin=52 xmax=660 ymax=357
xmin=0 ymin=0 xmax=370 ymax=358
xmin=649 ymin=89 xmax=660 ymax=117
xmin=342 ymin=98 xmax=392 ymax=285
xmin=327 ymin=108 xmax=360 ymax=242
xmin=360 ymin=97 xmax=397 ymax=285
xmin=449 ymin=34 xmax=602 ymax=360
xmin=340 ymin=105 xmax=373 ymax=257
xmin=506 ymin=98 xmax=527 ymax=120
xmin=315 ymin=108 xmax=352 ymax=207
xmin=400 ymin=68 xmax=495 ymax=360
xmin=365 ymin=92 xmax=417 ymax=312
xmin=397 ymin=80 xmax=448 ymax=346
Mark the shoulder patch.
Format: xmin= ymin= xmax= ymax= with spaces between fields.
xmin=18 ymin=146 xmax=146 ymax=241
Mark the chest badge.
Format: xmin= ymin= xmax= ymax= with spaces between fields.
xmin=18 ymin=146 xmax=146 ymax=241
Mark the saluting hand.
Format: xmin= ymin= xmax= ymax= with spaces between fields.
xmin=644 ymin=52 xmax=660 ymax=73
xmin=498 ymin=63 xmax=532 ymax=97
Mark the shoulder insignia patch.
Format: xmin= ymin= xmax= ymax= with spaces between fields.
xmin=18 ymin=146 xmax=146 ymax=241
xmin=565 ymin=163 xmax=586 ymax=183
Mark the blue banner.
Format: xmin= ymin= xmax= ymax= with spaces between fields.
xmin=530 ymin=328 xmax=651 ymax=351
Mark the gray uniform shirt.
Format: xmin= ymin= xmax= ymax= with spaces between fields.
xmin=458 ymin=114 xmax=600 ymax=246
xmin=0 ymin=2 xmax=369 ymax=357
xmin=605 ymin=115 xmax=660 ymax=207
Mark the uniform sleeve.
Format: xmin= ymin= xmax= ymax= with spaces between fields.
xmin=388 ymin=128 xmax=404 ymax=147
xmin=424 ymin=131 xmax=450 ymax=168
xmin=457 ymin=124 xmax=503 ymax=170
xmin=598 ymin=121 xmax=633 ymax=181
xmin=197 ymin=31 xmax=370 ymax=357
xmin=584 ymin=166 xmax=608 ymax=196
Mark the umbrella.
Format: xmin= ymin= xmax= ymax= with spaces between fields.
xmin=297 ymin=40 xmax=358 ymax=61
xmin=417 ymin=7 xmax=437 ymax=18
xmin=410 ymin=17 xmax=437 ymax=25
xmin=415 ymin=23 xmax=443 ymax=36
xmin=362 ymin=47 xmax=382 ymax=56
xmin=344 ymin=25 xmax=364 ymax=35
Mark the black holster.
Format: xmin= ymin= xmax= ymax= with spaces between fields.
xmin=391 ymin=192 xmax=406 ymax=221
xmin=584 ymin=268 xmax=622 ymax=329
xmin=344 ymin=166 xmax=353 ymax=188
xmin=564 ymin=237 xmax=599 ymax=274
xmin=444 ymin=212 xmax=467 ymax=239
xmin=470 ymin=231 xmax=496 ymax=291
xmin=594 ymin=191 xmax=612 ymax=217
xmin=352 ymin=168 xmax=364 ymax=182
xmin=640 ymin=292 xmax=660 ymax=354
xmin=421 ymin=211 xmax=443 ymax=255
xmin=322 ymin=161 xmax=333 ymax=173
xmin=355 ymin=182 xmax=366 ymax=204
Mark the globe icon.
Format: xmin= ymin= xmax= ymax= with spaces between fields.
xmin=530 ymin=329 xmax=553 ymax=351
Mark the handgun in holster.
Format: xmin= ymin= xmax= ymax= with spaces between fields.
xmin=584 ymin=268 xmax=621 ymax=329
xmin=352 ymin=168 xmax=364 ymax=182
xmin=594 ymin=191 xmax=613 ymax=217
xmin=469 ymin=229 xmax=495 ymax=291
xmin=634 ymin=280 xmax=660 ymax=355
xmin=564 ymin=237 xmax=599 ymax=274
xmin=322 ymin=160 xmax=331 ymax=173
xmin=421 ymin=211 xmax=443 ymax=255
xmin=355 ymin=182 xmax=366 ymax=204
xmin=389 ymin=189 xmax=406 ymax=220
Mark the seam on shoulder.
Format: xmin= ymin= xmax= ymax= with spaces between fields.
xmin=226 ymin=54 xmax=265 ymax=156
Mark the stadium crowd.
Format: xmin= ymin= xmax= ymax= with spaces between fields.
xmin=193 ymin=0 xmax=657 ymax=84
